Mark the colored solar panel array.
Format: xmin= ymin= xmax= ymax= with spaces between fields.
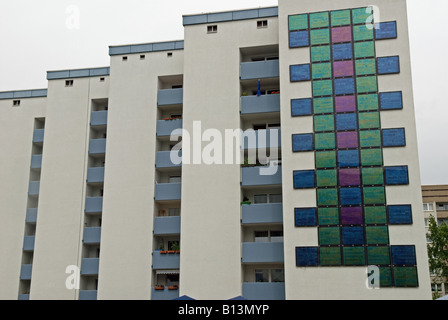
xmin=289 ymin=7 xmax=418 ymax=288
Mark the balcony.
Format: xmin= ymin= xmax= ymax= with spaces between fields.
xmin=242 ymin=129 xmax=281 ymax=149
xmin=20 ymin=264 xmax=33 ymax=280
xmin=81 ymin=258 xmax=100 ymax=276
xmin=151 ymin=287 xmax=180 ymax=300
xmin=23 ymin=236 xmax=35 ymax=252
xmin=79 ymin=290 xmax=98 ymax=300
xmin=154 ymin=216 xmax=181 ymax=235
xmin=87 ymin=167 xmax=105 ymax=184
xmin=26 ymin=208 xmax=38 ymax=224
xmin=155 ymin=183 xmax=181 ymax=201
xmin=157 ymin=119 xmax=183 ymax=137
xmin=89 ymin=139 xmax=107 ymax=156
xmin=152 ymin=251 xmax=180 ymax=270
xmin=242 ymin=203 xmax=283 ymax=225
xmin=83 ymin=227 xmax=102 ymax=245
xmin=240 ymin=60 xmax=279 ymax=80
xmin=33 ymin=129 xmax=45 ymax=144
xmin=30 ymin=155 xmax=42 ymax=169
xmin=241 ymin=165 xmax=282 ymax=187
xmin=85 ymin=197 xmax=103 ymax=214
xmin=241 ymin=94 xmax=280 ymax=115
xmin=28 ymin=181 xmax=40 ymax=196
xmin=18 ymin=294 xmax=30 ymax=300
xmin=242 ymin=242 xmax=284 ymax=263
xmin=90 ymin=111 xmax=108 ymax=127
xmin=156 ymin=151 xmax=182 ymax=169
xmin=242 ymin=282 xmax=285 ymax=300
xmin=157 ymin=88 xmax=183 ymax=106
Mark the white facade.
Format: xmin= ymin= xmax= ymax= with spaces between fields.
xmin=0 ymin=0 xmax=431 ymax=300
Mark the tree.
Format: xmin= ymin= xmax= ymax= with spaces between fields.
xmin=427 ymin=216 xmax=448 ymax=298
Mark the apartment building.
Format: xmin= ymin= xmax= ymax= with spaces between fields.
xmin=422 ymin=185 xmax=448 ymax=297
xmin=0 ymin=0 xmax=431 ymax=300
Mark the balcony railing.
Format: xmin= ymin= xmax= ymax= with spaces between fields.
xmin=242 ymin=242 xmax=284 ymax=263
xmin=81 ymin=258 xmax=100 ymax=276
xmin=154 ymin=216 xmax=181 ymax=235
xmin=20 ymin=264 xmax=33 ymax=280
xmin=155 ymin=183 xmax=181 ymax=201
xmin=152 ymin=251 xmax=180 ymax=270
xmin=242 ymin=282 xmax=285 ymax=300
xmin=23 ymin=236 xmax=35 ymax=252
xmin=90 ymin=111 xmax=108 ymax=127
xmin=89 ymin=139 xmax=107 ymax=155
xmin=28 ymin=181 xmax=40 ymax=196
xmin=26 ymin=208 xmax=38 ymax=224
xmin=33 ymin=129 xmax=45 ymax=144
xmin=242 ymin=203 xmax=283 ymax=225
xmin=85 ymin=197 xmax=103 ymax=214
xmin=151 ymin=286 xmax=180 ymax=300
xmin=83 ymin=227 xmax=102 ymax=245
xmin=157 ymin=119 xmax=183 ymax=137
xmin=241 ymin=94 xmax=280 ymax=115
xmin=240 ymin=60 xmax=279 ymax=80
xmin=87 ymin=167 xmax=105 ymax=184
xmin=157 ymin=88 xmax=183 ymax=106
xmin=156 ymin=151 xmax=182 ymax=169
xmin=31 ymin=155 xmax=42 ymax=169
xmin=79 ymin=290 xmax=98 ymax=300
xmin=241 ymin=165 xmax=282 ymax=187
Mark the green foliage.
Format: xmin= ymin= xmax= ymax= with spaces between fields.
xmin=427 ymin=216 xmax=448 ymax=284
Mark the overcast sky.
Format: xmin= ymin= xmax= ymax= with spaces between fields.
xmin=0 ymin=0 xmax=446 ymax=186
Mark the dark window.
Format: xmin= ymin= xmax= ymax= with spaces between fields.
xmin=207 ymin=25 xmax=218 ymax=33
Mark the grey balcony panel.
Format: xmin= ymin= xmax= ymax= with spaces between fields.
xmin=30 ymin=155 xmax=42 ymax=169
xmin=154 ymin=216 xmax=181 ymax=235
xmin=240 ymin=60 xmax=279 ymax=80
xmin=152 ymin=251 xmax=180 ymax=270
xmin=242 ymin=242 xmax=284 ymax=263
xmin=243 ymin=129 xmax=281 ymax=149
xmin=87 ymin=167 xmax=105 ymax=184
xmin=242 ymin=282 xmax=285 ymax=300
xmin=151 ymin=287 xmax=180 ymax=300
xmin=156 ymin=151 xmax=182 ymax=168
xmin=85 ymin=197 xmax=103 ymax=213
xmin=23 ymin=236 xmax=35 ymax=252
xmin=83 ymin=227 xmax=102 ymax=245
xmin=18 ymin=294 xmax=30 ymax=300
xmin=81 ymin=258 xmax=100 ymax=276
xmin=241 ymin=94 xmax=280 ymax=115
xmin=33 ymin=129 xmax=45 ymax=143
xmin=28 ymin=181 xmax=40 ymax=196
xmin=26 ymin=208 xmax=38 ymax=224
xmin=89 ymin=139 xmax=107 ymax=155
xmin=90 ymin=111 xmax=108 ymax=126
xmin=47 ymin=67 xmax=110 ymax=80
xmin=242 ymin=203 xmax=283 ymax=225
xmin=155 ymin=183 xmax=181 ymax=201
xmin=241 ymin=166 xmax=282 ymax=187
xmin=20 ymin=264 xmax=33 ymax=280
xmin=157 ymin=88 xmax=183 ymax=106
xmin=183 ymin=7 xmax=278 ymax=25
xmin=79 ymin=290 xmax=98 ymax=300
xmin=157 ymin=119 xmax=183 ymax=137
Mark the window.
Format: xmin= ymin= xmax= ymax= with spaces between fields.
xmin=423 ymin=203 xmax=434 ymax=211
xmin=270 ymin=230 xmax=284 ymax=242
xmin=271 ymin=269 xmax=284 ymax=282
xmin=100 ymin=77 xmax=105 ymax=82
xmin=207 ymin=25 xmax=218 ymax=33
xmin=254 ymin=195 xmax=268 ymax=204
xmin=167 ymin=52 xmax=173 ymax=58
xmin=172 ymin=85 xmax=183 ymax=89
xmin=257 ymin=20 xmax=268 ymax=28
xmin=169 ymin=176 xmax=181 ymax=183
xmin=269 ymin=194 xmax=282 ymax=203
xmin=254 ymin=231 xmax=269 ymax=243
xmin=140 ymin=55 xmax=146 ymax=60
xmin=432 ymin=284 xmax=443 ymax=292
xmin=253 ymin=194 xmax=282 ymax=204
xmin=254 ymin=230 xmax=283 ymax=242
xmin=255 ymin=269 xmax=269 ymax=282
xmin=122 ymin=56 xmax=128 ymax=61
xmin=169 ymin=208 xmax=180 ymax=216
xmin=424 ymin=218 xmax=429 ymax=227
xmin=13 ymin=100 xmax=21 ymax=107
xmin=170 ymin=114 xmax=182 ymax=120
xmin=65 ymin=80 xmax=74 ymax=87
